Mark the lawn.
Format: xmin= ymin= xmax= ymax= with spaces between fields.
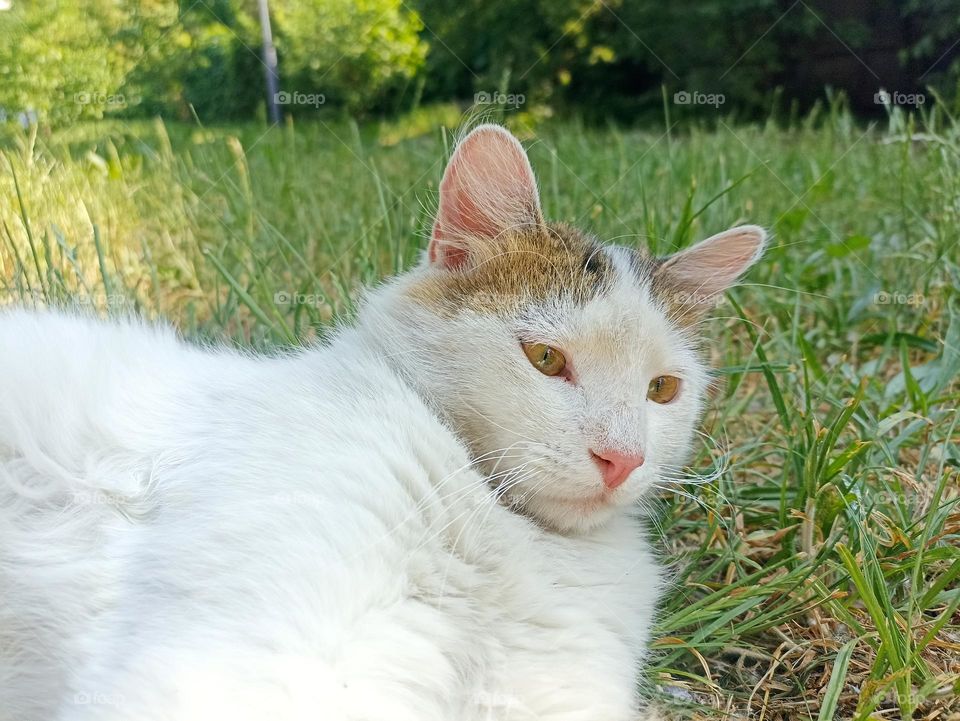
xmin=1 ymin=103 xmax=958 ymax=720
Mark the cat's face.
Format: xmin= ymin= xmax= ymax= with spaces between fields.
xmin=377 ymin=125 xmax=764 ymax=533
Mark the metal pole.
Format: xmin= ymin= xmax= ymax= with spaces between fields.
xmin=257 ymin=0 xmax=281 ymax=124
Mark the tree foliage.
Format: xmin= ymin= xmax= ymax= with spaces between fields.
xmin=273 ymin=0 xmax=427 ymax=111
xmin=0 ymin=0 xmax=427 ymax=125
xmin=0 ymin=0 xmax=137 ymax=124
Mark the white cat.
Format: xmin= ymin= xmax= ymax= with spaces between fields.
xmin=0 ymin=125 xmax=765 ymax=721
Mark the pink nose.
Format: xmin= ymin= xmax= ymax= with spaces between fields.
xmin=591 ymin=449 xmax=644 ymax=490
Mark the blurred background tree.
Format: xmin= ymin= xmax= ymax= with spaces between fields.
xmin=0 ymin=0 xmax=135 ymax=124
xmin=0 ymin=0 xmax=957 ymax=126
xmin=272 ymin=0 xmax=427 ymax=112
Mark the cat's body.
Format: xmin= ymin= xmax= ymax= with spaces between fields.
xmin=0 ymin=311 xmax=655 ymax=721
xmin=0 ymin=125 xmax=765 ymax=720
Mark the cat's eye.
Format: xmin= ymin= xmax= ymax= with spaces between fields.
xmin=647 ymin=375 xmax=680 ymax=404
xmin=522 ymin=342 xmax=567 ymax=377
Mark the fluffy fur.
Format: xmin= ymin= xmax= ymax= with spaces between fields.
xmin=0 ymin=125 xmax=765 ymax=721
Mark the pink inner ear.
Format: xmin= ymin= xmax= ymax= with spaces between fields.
xmin=661 ymin=225 xmax=767 ymax=297
xmin=429 ymin=220 xmax=469 ymax=268
xmin=434 ymin=157 xmax=506 ymax=243
xmin=429 ymin=125 xmax=542 ymax=269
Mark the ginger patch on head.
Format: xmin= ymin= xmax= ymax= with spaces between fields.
xmin=409 ymin=223 xmax=613 ymax=316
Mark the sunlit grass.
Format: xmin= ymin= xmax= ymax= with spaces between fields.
xmin=1 ymin=103 xmax=958 ymax=720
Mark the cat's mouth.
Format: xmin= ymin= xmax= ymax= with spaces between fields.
xmin=529 ymin=483 xmax=621 ymax=516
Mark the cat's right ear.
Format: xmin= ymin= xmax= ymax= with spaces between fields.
xmin=653 ymin=225 xmax=767 ymax=320
xmin=428 ymin=125 xmax=543 ymax=270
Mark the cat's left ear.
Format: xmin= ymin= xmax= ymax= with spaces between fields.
xmin=428 ymin=124 xmax=543 ymax=270
xmin=654 ymin=225 xmax=767 ymax=314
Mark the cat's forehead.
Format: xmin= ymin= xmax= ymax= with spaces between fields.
xmin=410 ymin=224 xmax=663 ymax=315
xmin=563 ymin=251 xmax=681 ymax=366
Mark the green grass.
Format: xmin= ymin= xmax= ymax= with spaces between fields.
xmin=2 ymin=103 xmax=959 ymax=720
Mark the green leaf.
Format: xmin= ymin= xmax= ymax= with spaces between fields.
xmin=817 ymin=639 xmax=857 ymax=721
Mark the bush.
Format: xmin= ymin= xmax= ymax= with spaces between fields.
xmin=272 ymin=0 xmax=428 ymax=113
xmin=124 ymin=2 xmax=264 ymax=121
xmin=0 ymin=0 xmax=428 ymax=126
xmin=0 ymin=0 xmax=134 ymax=125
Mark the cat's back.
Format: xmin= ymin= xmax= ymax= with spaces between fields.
xmin=0 ymin=309 xmax=212 ymax=460
xmin=0 ymin=309 xmax=398 ymax=465
xmin=0 ymin=307 xmax=455 ymax=533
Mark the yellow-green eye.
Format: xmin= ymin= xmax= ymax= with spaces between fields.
xmin=647 ymin=375 xmax=680 ymax=403
xmin=522 ymin=342 xmax=567 ymax=377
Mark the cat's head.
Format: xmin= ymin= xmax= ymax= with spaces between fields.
xmin=370 ymin=125 xmax=765 ymax=534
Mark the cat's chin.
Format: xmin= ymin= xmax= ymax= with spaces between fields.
xmin=511 ymin=491 xmax=624 ymax=534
